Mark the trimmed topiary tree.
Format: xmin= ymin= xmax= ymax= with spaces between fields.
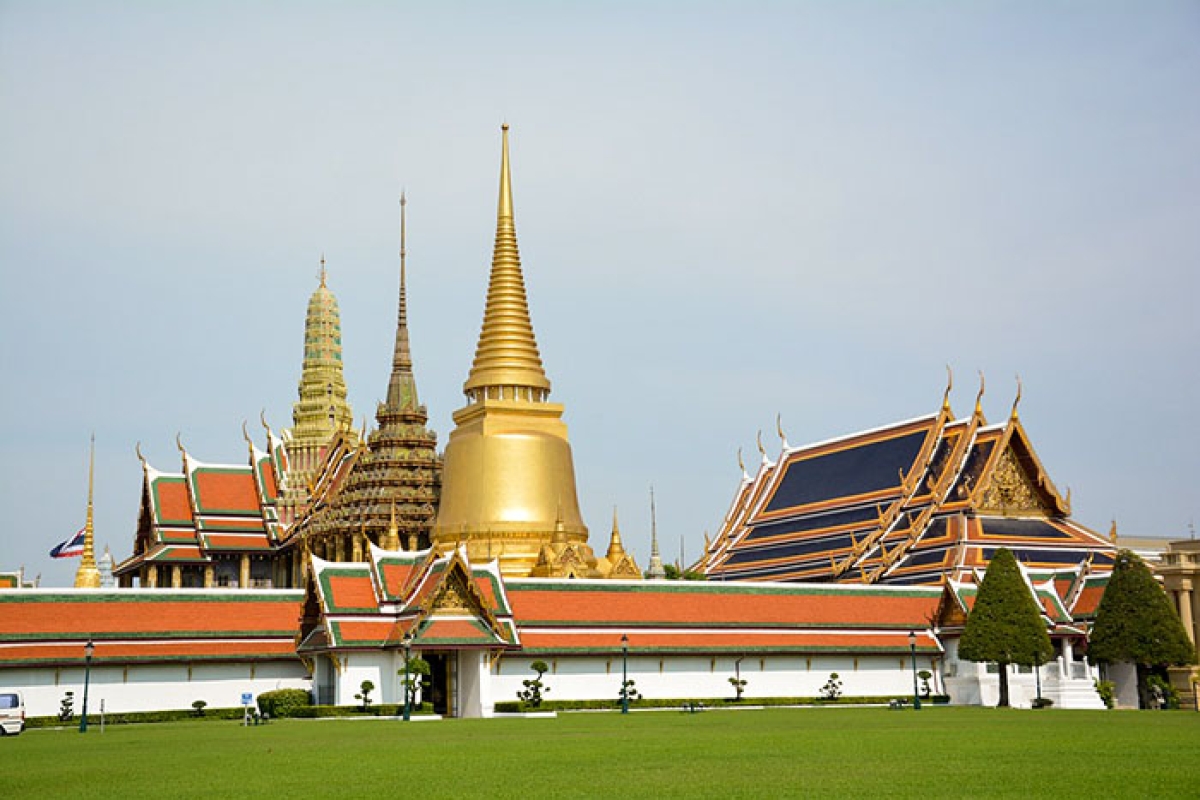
xmin=1087 ymin=550 xmax=1195 ymax=708
xmin=399 ymin=656 xmax=431 ymax=709
xmin=958 ymin=547 xmax=1053 ymax=707
xmin=517 ymin=660 xmax=550 ymax=709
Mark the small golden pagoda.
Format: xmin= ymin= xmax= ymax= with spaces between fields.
xmin=432 ymin=125 xmax=595 ymax=577
xmin=74 ymin=436 xmax=102 ymax=589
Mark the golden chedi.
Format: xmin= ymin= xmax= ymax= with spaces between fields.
xmin=433 ymin=125 xmax=595 ymax=577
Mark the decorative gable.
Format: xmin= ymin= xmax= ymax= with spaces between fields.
xmin=976 ymin=446 xmax=1055 ymax=516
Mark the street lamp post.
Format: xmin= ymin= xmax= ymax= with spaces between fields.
xmin=402 ymin=632 xmax=412 ymax=722
xmin=79 ymin=638 xmax=95 ymax=733
xmin=620 ymin=634 xmax=629 ymax=715
xmin=908 ymin=631 xmax=921 ymax=711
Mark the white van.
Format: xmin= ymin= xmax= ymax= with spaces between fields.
xmin=0 ymin=691 xmax=25 ymax=735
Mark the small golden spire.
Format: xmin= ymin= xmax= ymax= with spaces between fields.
xmin=319 ymin=253 xmax=327 ymax=288
xmin=75 ymin=435 xmax=101 ymax=588
xmin=606 ymin=506 xmax=625 ymax=559
xmin=756 ymin=430 xmax=766 ymax=457
xmin=1011 ymin=374 xmax=1023 ymax=420
xmin=974 ymin=371 xmax=986 ymax=418
xmin=776 ymin=414 xmax=789 ymax=449
xmin=1109 ymin=519 xmax=1118 ymax=543
xmin=737 ymin=447 xmax=747 ymax=476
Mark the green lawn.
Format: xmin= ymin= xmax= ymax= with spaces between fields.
xmin=5 ymin=707 xmax=1198 ymax=798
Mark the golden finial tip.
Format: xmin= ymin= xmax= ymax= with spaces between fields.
xmin=501 ymin=122 xmax=510 ymax=132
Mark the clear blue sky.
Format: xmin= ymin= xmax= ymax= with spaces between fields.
xmin=2 ymin=1 xmax=1197 ymax=586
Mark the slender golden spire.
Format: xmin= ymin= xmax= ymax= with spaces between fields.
xmin=463 ymin=124 xmax=551 ymax=399
xmin=75 ymin=435 xmax=101 ymax=588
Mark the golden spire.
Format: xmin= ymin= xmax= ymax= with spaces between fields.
xmin=606 ymin=506 xmax=626 ymax=560
xmin=74 ymin=435 xmax=101 ymax=588
xmin=974 ymin=371 xmax=986 ymax=418
xmin=319 ymin=253 xmax=327 ymax=288
xmin=463 ymin=124 xmax=551 ymax=399
xmin=1011 ymin=374 xmax=1023 ymax=420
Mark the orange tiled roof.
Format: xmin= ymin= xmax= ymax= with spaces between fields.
xmin=0 ymin=590 xmax=304 ymax=666
xmin=506 ymin=581 xmax=941 ymax=629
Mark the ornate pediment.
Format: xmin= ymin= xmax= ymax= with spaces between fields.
xmin=430 ymin=569 xmax=475 ymax=616
xmin=977 ymin=446 xmax=1054 ymax=516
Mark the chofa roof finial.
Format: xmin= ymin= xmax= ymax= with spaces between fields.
xmin=942 ymin=365 xmax=953 ymax=414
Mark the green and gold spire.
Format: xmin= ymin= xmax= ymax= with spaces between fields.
xmin=463 ymin=124 xmax=552 ymax=400
xmin=74 ymin=435 xmax=101 ymax=589
xmin=284 ymin=256 xmax=356 ymax=491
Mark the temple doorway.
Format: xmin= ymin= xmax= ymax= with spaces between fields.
xmin=424 ymin=652 xmax=459 ymax=717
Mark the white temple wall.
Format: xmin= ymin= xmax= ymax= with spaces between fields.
xmin=459 ymin=651 xmax=490 ymax=718
xmin=2 ymin=660 xmax=310 ymax=718
xmin=332 ymin=652 xmax=407 ymax=706
xmin=490 ymin=652 xmax=936 ymax=708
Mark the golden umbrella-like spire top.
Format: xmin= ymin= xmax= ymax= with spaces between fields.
xmin=463 ymin=124 xmax=551 ymax=400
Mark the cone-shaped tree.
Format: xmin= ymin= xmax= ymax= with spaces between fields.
xmin=1087 ymin=550 xmax=1195 ymax=708
xmin=958 ymin=548 xmax=1053 ymax=707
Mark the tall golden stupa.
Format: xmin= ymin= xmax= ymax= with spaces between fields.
xmin=432 ymin=125 xmax=597 ymax=577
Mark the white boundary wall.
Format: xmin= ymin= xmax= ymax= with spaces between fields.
xmin=1 ymin=660 xmax=310 ymax=718
xmin=490 ymin=652 xmax=935 ymax=707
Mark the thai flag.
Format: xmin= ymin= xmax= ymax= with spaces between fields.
xmin=50 ymin=529 xmax=86 ymax=558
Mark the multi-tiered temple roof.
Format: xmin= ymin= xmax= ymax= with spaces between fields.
xmin=114 ymin=431 xmax=291 ymax=588
xmin=698 ymin=380 xmax=1116 ymax=586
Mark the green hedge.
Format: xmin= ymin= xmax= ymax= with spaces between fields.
xmin=290 ymin=703 xmax=434 ymax=718
xmin=26 ymin=706 xmax=246 ymax=729
xmin=493 ymin=695 xmax=952 ymax=713
xmin=256 ymin=688 xmax=312 ymax=718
